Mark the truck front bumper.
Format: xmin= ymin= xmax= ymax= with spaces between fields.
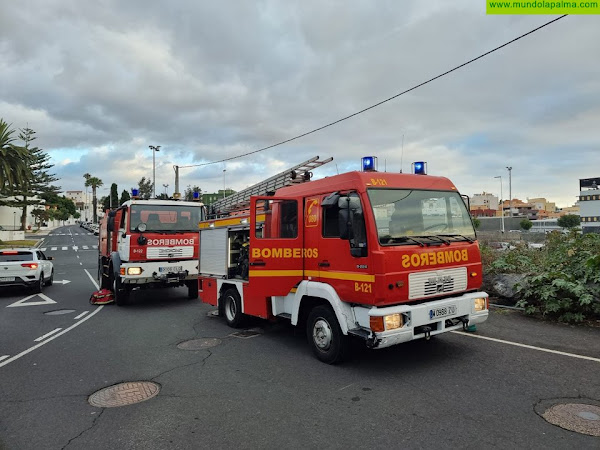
xmin=119 ymin=260 xmax=198 ymax=285
xmin=365 ymin=292 xmax=489 ymax=349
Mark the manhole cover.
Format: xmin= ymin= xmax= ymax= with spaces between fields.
xmin=542 ymin=403 xmax=600 ymax=436
xmin=88 ymin=382 xmax=160 ymax=408
xmin=230 ymin=329 xmax=262 ymax=339
xmin=177 ymin=338 xmax=221 ymax=350
xmin=44 ymin=309 xmax=76 ymax=315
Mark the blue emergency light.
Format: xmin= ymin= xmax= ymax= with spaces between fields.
xmin=192 ymin=191 xmax=200 ymax=200
xmin=362 ymin=156 xmax=377 ymax=172
xmin=131 ymin=188 xmax=139 ymax=198
xmin=412 ymin=161 xmax=427 ymax=175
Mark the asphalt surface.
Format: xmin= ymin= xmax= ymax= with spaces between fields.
xmin=1 ymin=225 xmax=599 ymax=449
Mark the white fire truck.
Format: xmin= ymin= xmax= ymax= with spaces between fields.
xmin=98 ymin=198 xmax=204 ymax=305
xmin=197 ymin=156 xmax=489 ymax=363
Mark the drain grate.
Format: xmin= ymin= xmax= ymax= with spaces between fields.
xmin=177 ymin=338 xmax=221 ymax=350
xmin=44 ymin=309 xmax=76 ymax=315
xmin=542 ymin=403 xmax=600 ymax=437
xmin=88 ymin=382 xmax=160 ymax=408
xmin=230 ymin=329 xmax=262 ymax=339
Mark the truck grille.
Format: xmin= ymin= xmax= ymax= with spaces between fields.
xmin=146 ymin=246 xmax=193 ymax=259
xmin=408 ymin=267 xmax=467 ymax=300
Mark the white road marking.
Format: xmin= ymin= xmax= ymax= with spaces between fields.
xmin=0 ymin=270 xmax=104 ymax=369
xmin=82 ymin=246 xmax=89 ymax=250
xmin=452 ymin=331 xmax=600 ymax=363
xmin=74 ymin=311 xmax=89 ymax=320
xmin=61 ymin=246 xmax=67 ymax=250
xmin=7 ymin=293 xmax=57 ymax=308
xmin=51 ymin=247 xmax=57 ymax=251
xmin=73 ymin=246 xmax=78 ymax=251
xmin=0 ymin=355 xmax=10 ymax=362
xmin=92 ymin=245 xmax=97 ymax=249
xmin=34 ymin=328 xmax=63 ymax=342
xmin=84 ymin=268 xmax=99 ymax=290
xmin=79 ymin=262 xmax=82 ymax=265
xmin=53 ymin=280 xmax=71 ymax=285
xmin=41 ymin=247 xmax=47 ymax=251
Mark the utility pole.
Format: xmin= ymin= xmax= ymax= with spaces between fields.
xmin=149 ymin=145 xmax=161 ymax=198
xmin=494 ymin=176 xmax=505 ymax=233
xmin=506 ymin=166 xmax=512 ymax=217
xmin=223 ymin=169 xmax=226 ymax=199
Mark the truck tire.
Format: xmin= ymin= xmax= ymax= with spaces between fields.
xmin=112 ymin=274 xmax=129 ymax=306
xmin=222 ymin=288 xmax=244 ymax=328
xmin=186 ymin=280 xmax=198 ymax=299
xmin=306 ymin=305 xmax=349 ymax=364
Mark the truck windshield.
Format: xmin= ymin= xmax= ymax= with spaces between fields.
xmin=129 ymin=205 xmax=202 ymax=232
xmin=367 ymin=189 xmax=475 ymax=245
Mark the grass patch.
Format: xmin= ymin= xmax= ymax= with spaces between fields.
xmin=0 ymin=240 xmax=39 ymax=248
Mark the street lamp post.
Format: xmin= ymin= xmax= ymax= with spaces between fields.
xmin=506 ymin=166 xmax=512 ymax=217
xmin=163 ymin=184 xmax=169 ymax=196
xmin=223 ymin=169 xmax=226 ymax=199
xmin=13 ymin=211 xmax=16 ymax=231
xmin=494 ymin=176 xmax=505 ymax=233
xmin=149 ymin=145 xmax=161 ymax=198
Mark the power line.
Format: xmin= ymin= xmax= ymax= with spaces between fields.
xmin=180 ymin=14 xmax=568 ymax=169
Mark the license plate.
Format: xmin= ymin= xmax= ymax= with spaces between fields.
xmin=429 ymin=304 xmax=457 ymax=320
xmin=159 ymin=266 xmax=183 ymax=273
xmin=0 ymin=277 xmax=15 ymax=282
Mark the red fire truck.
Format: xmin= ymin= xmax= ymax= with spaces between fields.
xmin=98 ymin=198 xmax=204 ymax=305
xmin=198 ymin=156 xmax=489 ymax=363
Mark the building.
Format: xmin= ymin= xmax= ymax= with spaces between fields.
xmin=527 ymin=197 xmax=557 ymax=214
xmin=471 ymin=192 xmax=499 ymax=211
xmin=202 ymin=189 xmax=236 ymax=205
xmin=63 ymin=190 xmax=94 ymax=221
xmin=579 ymin=177 xmax=600 ymax=234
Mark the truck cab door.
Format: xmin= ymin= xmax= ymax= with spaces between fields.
xmin=317 ymin=191 xmax=373 ymax=302
xmin=247 ymin=197 xmax=303 ymax=311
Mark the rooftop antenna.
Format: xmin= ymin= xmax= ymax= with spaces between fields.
xmin=400 ymin=134 xmax=404 ymax=173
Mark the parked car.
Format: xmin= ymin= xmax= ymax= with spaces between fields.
xmin=488 ymin=241 xmax=516 ymax=251
xmin=0 ymin=248 xmax=54 ymax=293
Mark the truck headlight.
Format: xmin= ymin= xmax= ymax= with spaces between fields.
xmin=127 ymin=267 xmax=143 ymax=275
xmin=384 ymin=313 xmax=403 ymax=330
xmin=474 ymin=297 xmax=488 ymax=311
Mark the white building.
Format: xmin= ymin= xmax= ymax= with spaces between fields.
xmin=63 ymin=190 xmax=94 ymax=222
xmin=471 ymin=192 xmax=499 ymax=210
xmin=579 ymin=177 xmax=600 ymax=234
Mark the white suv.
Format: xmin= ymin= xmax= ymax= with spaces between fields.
xmin=0 ymin=248 xmax=54 ymax=293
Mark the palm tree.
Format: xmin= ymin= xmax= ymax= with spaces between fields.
xmin=0 ymin=119 xmax=29 ymax=194
xmin=84 ymin=176 xmax=103 ymax=224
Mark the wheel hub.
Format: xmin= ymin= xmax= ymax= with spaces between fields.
xmin=313 ymin=319 xmax=332 ymax=350
xmin=226 ymin=297 xmax=237 ymax=321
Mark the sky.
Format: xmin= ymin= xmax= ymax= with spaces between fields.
xmin=1 ymin=1 xmax=599 ymax=207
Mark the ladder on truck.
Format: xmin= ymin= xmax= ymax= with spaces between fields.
xmin=208 ymin=156 xmax=333 ymax=217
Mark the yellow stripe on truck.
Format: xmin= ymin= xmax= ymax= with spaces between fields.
xmin=249 ymin=269 xmax=374 ymax=283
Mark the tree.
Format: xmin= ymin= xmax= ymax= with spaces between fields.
xmin=119 ymin=189 xmax=131 ymax=205
xmin=557 ymin=214 xmax=580 ymax=229
xmin=5 ymin=127 xmax=60 ymax=230
xmin=520 ymin=219 xmax=532 ymax=231
xmin=111 ymin=183 xmax=119 ymax=208
xmin=184 ymin=185 xmax=201 ymax=201
xmin=137 ymin=177 xmax=153 ymax=200
xmin=0 ymin=119 xmax=29 ymax=195
xmin=31 ymin=208 xmax=51 ymax=229
xmin=84 ymin=175 xmax=103 ymax=223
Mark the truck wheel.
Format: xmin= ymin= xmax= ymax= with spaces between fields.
xmin=306 ymin=305 xmax=349 ymax=364
xmin=98 ymin=259 xmax=110 ymax=289
xmin=112 ymin=275 xmax=129 ymax=306
xmin=222 ymin=288 xmax=244 ymax=328
xmin=186 ymin=280 xmax=198 ymax=299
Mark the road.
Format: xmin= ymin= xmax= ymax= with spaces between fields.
xmin=1 ymin=225 xmax=599 ymax=449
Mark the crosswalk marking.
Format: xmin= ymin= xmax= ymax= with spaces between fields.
xmin=43 ymin=245 xmax=97 ymax=252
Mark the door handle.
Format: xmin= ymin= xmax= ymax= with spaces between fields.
xmin=250 ymin=261 xmax=266 ymax=266
xmin=318 ymin=261 xmax=330 ymax=267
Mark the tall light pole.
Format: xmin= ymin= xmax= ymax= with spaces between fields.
xmin=13 ymin=211 xmax=16 ymax=231
xmin=494 ymin=176 xmax=505 ymax=233
xmin=149 ymin=145 xmax=161 ymax=198
xmin=506 ymin=166 xmax=512 ymax=217
xmin=163 ymin=183 xmax=169 ymax=196
xmin=223 ymin=169 xmax=226 ymax=199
